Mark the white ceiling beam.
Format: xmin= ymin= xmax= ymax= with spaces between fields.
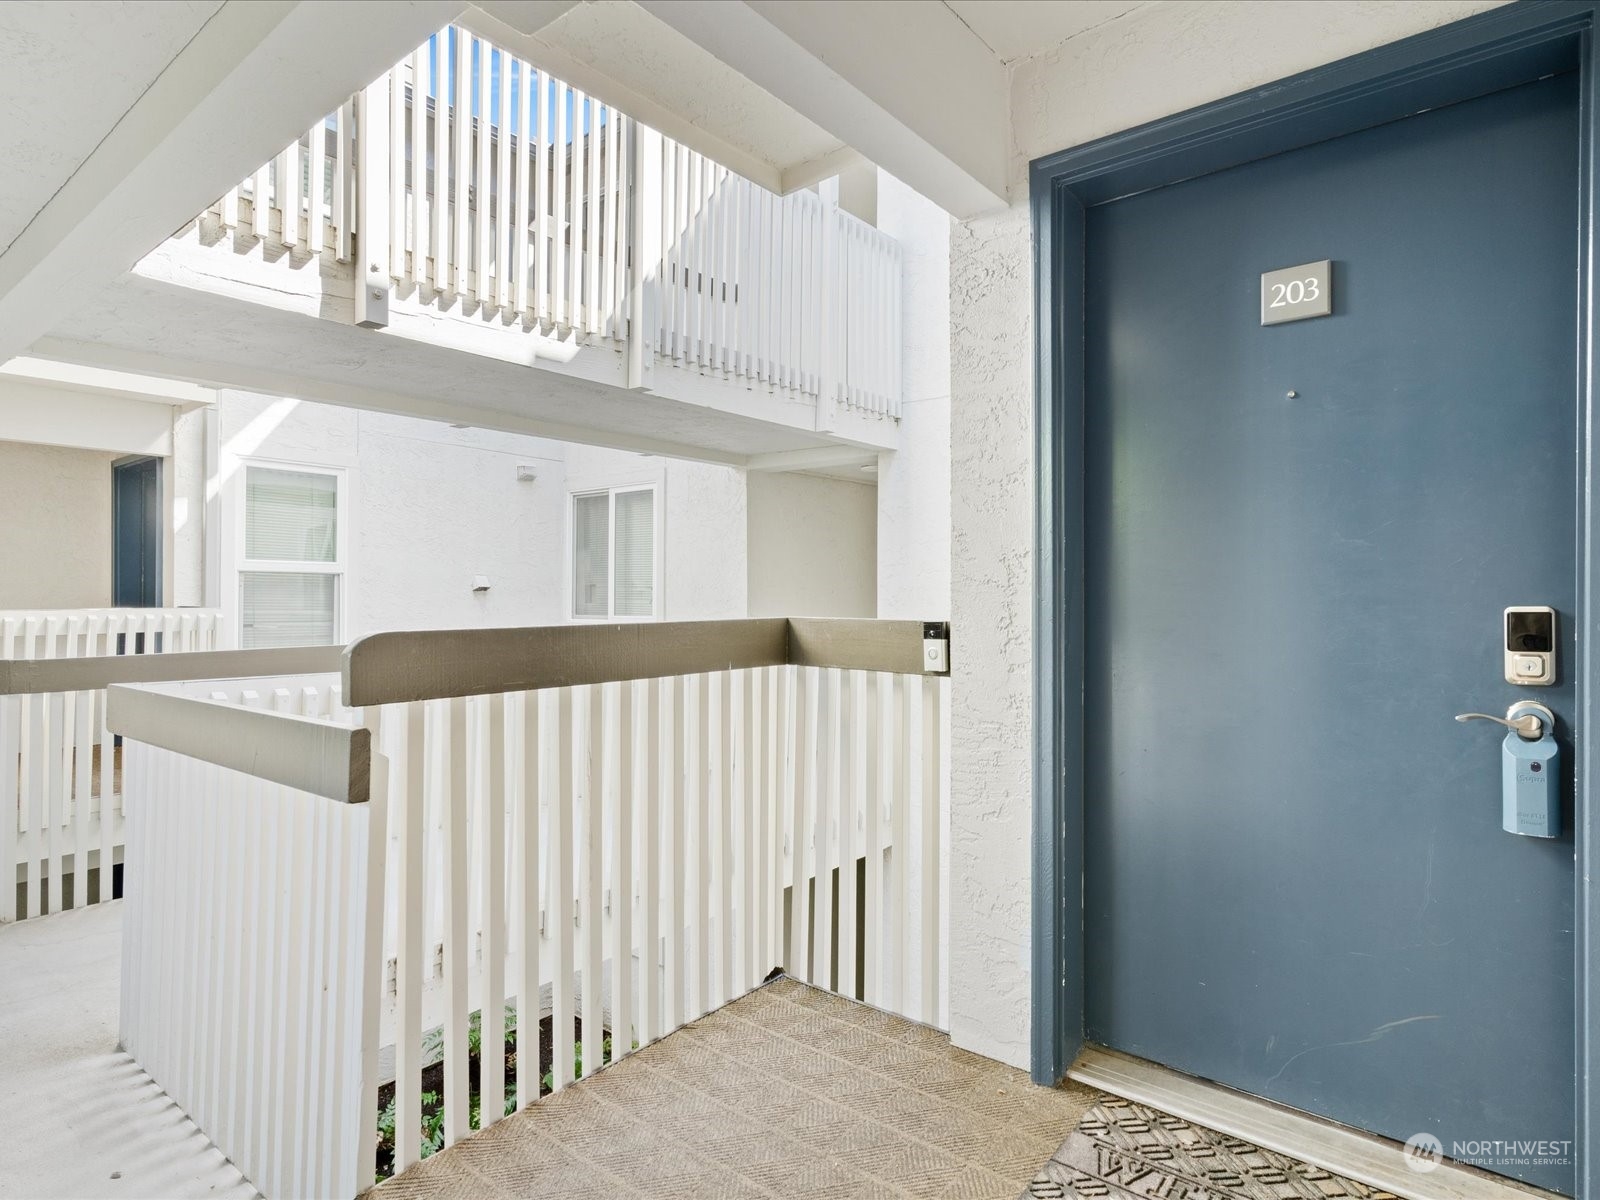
xmin=635 ymin=0 xmax=1010 ymax=217
xmin=0 ymin=383 xmax=178 ymax=458
xmin=0 ymin=0 xmax=461 ymax=364
xmin=30 ymin=336 xmax=753 ymax=467
xmin=464 ymin=4 xmax=786 ymax=192
xmin=0 ymin=356 xmax=216 ymax=411
xmin=746 ymin=446 xmax=877 ymax=473
xmin=779 ymin=146 xmax=866 ymax=197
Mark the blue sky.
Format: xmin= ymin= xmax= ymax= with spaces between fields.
xmin=418 ymin=29 xmax=605 ymax=144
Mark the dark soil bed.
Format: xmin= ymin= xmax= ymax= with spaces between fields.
xmin=375 ymin=1015 xmax=609 ymax=1181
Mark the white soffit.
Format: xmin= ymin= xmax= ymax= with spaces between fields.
xmin=638 ymin=0 xmax=1009 ymax=216
xmin=473 ymin=0 xmax=1009 ymax=215
xmin=0 ymin=1 xmax=222 ymax=258
xmin=0 ymin=0 xmax=459 ymax=364
xmin=943 ymin=0 xmax=1153 ymax=64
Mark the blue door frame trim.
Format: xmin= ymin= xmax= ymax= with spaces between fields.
xmin=1030 ymin=1 xmax=1600 ymax=1190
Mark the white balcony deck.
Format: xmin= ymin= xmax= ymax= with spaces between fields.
xmin=0 ymin=902 xmax=254 ymax=1200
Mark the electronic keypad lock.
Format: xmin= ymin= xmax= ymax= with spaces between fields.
xmin=1504 ymin=606 xmax=1556 ymax=685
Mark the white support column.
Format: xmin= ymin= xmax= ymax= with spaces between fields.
xmin=628 ymin=124 xmax=662 ymax=392
xmin=355 ymin=75 xmax=393 ymax=329
xmin=202 ymin=404 xmax=223 ymax=618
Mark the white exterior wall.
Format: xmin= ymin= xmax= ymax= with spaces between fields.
xmin=0 ymin=441 xmax=118 ymax=609
xmin=213 ymin=396 xmax=771 ymax=639
xmin=948 ymin=0 xmax=1504 ymax=1069
xmin=747 ymin=473 xmax=878 ymax=618
xmin=562 ymin=444 xmax=750 ymax=621
xmin=215 ymin=392 xmax=570 ymax=642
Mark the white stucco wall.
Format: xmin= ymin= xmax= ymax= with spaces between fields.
xmin=0 ymin=440 xmax=118 ymax=609
xmin=215 ymin=392 xmax=570 ymax=640
xmin=949 ymin=0 xmax=1507 ymax=1069
xmin=747 ymin=472 xmax=878 ymax=618
xmin=663 ymin=460 xmax=750 ymax=620
xmin=563 ymin=444 xmax=750 ymax=621
xmin=876 ymin=169 xmax=951 ymax=622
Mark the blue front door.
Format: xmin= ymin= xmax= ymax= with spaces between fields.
xmin=1083 ymin=73 xmax=1577 ymax=1192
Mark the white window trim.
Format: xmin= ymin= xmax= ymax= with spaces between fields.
xmin=567 ymin=483 xmax=662 ymax=622
xmin=233 ymin=457 xmax=350 ymax=647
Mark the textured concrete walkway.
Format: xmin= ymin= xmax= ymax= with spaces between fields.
xmin=0 ymin=902 xmax=255 ymax=1200
xmin=374 ymin=977 xmax=1100 ymax=1200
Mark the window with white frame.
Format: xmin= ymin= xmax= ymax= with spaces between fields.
xmin=239 ymin=464 xmax=343 ymax=648
xmin=571 ymin=486 xmax=656 ymax=620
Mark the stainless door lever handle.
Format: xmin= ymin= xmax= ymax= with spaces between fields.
xmin=1456 ymin=712 xmax=1540 ymax=737
xmin=1456 ymin=703 xmax=1553 ymax=741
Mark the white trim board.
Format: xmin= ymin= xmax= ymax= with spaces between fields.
xmin=1068 ymin=1047 xmax=1558 ymax=1200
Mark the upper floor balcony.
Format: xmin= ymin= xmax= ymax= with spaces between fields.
xmin=84 ymin=25 xmax=906 ymax=467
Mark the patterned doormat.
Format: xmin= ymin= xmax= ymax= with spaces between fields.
xmin=1023 ymin=1096 xmax=1401 ymax=1200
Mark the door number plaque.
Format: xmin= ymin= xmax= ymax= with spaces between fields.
xmin=1260 ymin=260 xmax=1332 ymax=325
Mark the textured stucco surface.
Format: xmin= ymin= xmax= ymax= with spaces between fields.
xmin=950 ymin=201 xmax=1035 ymax=1069
xmin=188 ymin=395 xmax=856 ymax=638
xmin=0 ymin=440 xmax=118 ymax=609
xmin=948 ymin=0 xmax=1507 ymax=1070
xmin=564 ymin=443 xmax=750 ymax=622
xmin=216 ymin=392 xmax=571 ymax=640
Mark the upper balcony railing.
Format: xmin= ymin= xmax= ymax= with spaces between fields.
xmin=208 ymin=26 xmax=903 ymax=423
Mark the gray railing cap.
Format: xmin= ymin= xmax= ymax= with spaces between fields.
xmin=342 ymin=618 xmax=948 ymax=706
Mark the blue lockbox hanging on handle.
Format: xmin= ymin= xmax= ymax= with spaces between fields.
xmin=1502 ymin=723 xmax=1559 ymax=839
xmin=1455 ymin=700 xmax=1560 ymax=839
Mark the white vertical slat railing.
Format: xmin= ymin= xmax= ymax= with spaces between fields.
xmin=0 ymin=609 xmax=223 ymax=921
xmin=203 ymin=24 xmax=904 ymax=423
xmin=118 ymin=682 xmax=378 ymax=1200
xmin=644 ymin=142 xmax=904 ymax=420
xmin=213 ymin=29 xmax=630 ymax=344
xmin=371 ymin=660 xmax=945 ymax=1179
xmin=109 ymin=623 xmax=946 ymax=1197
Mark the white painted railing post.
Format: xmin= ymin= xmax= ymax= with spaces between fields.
xmin=816 ymin=200 xmax=840 ymax=434
xmin=0 ymin=692 xmax=16 ymax=923
xmin=629 ymin=124 xmax=661 ymax=391
xmin=356 ymin=712 xmax=390 ymax=1193
xmin=356 ymin=74 xmax=392 ymax=328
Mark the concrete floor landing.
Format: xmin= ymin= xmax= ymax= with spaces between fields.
xmin=374 ymin=978 xmax=1101 ymax=1200
xmin=0 ymin=902 xmax=255 ymax=1200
